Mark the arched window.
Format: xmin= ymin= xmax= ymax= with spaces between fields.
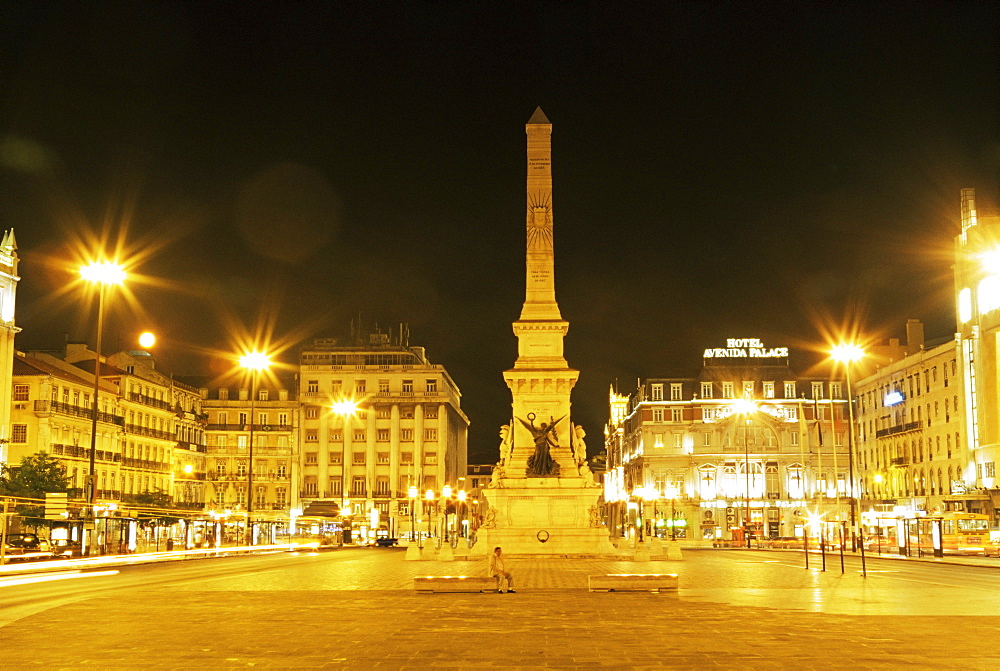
xmin=698 ymin=463 xmax=717 ymax=499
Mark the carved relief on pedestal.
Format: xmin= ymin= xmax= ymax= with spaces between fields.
xmin=518 ymin=412 xmax=564 ymax=477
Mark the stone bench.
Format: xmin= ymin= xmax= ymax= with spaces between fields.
xmin=413 ymin=575 xmax=498 ymax=593
xmin=588 ymin=573 xmax=678 ymax=592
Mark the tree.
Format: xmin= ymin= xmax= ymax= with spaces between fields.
xmin=0 ymin=452 xmax=70 ymax=530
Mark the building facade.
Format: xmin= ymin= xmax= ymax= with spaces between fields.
xmin=0 ymin=230 xmax=19 ymax=466
xmin=855 ymin=338 xmax=978 ymax=524
xmin=605 ymin=339 xmax=850 ymax=543
xmin=953 ymin=187 xmax=1000 ymax=520
xmin=194 ymin=377 xmax=298 ymax=530
xmin=297 ymin=333 xmax=469 ymax=544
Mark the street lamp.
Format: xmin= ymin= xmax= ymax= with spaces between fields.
xmin=632 ymin=485 xmax=647 ymax=542
xmin=732 ymin=399 xmax=757 ymax=548
xmin=407 ymin=485 xmax=418 ymax=547
xmin=456 ymin=489 xmax=467 ymax=541
xmin=441 ymin=484 xmax=452 ymax=544
xmin=664 ymin=483 xmax=679 ymax=541
xmin=424 ymin=489 xmax=435 ymax=548
xmin=79 ymin=261 xmax=126 ymax=511
xmin=831 ymin=343 xmax=864 ymax=554
xmin=329 ymin=399 xmax=359 ymax=540
xmin=239 ymin=350 xmax=270 ymax=545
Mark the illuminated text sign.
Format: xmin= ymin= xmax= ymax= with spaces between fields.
xmin=704 ymin=338 xmax=789 ymax=359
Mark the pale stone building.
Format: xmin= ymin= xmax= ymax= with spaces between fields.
xmin=953 ymin=188 xmax=1000 ymax=521
xmin=298 ymin=334 xmax=468 ymax=543
xmin=855 ymin=335 xmax=972 ymax=520
xmin=10 ymin=351 xmax=121 ymax=495
xmin=605 ymin=339 xmax=850 ymax=543
xmin=192 ymin=378 xmax=299 ymax=522
xmin=0 ymin=230 xmax=19 ymax=466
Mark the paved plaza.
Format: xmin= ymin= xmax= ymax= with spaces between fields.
xmin=1 ymin=547 xmax=999 ymax=669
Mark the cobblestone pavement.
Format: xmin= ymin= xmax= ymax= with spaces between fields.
xmin=1 ymin=547 xmax=998 ymax=669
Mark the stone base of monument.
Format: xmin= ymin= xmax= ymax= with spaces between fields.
xmin=405 ymin=543 xmax=422 ymax=561
xmin=665 ymin=543 xmax=683 ymax=560
xmin=438 ymin=544 xmax=455 ymax=561
xmin=414 ymin=576 xmax=497 ymax=593
xmin=470 ymin=476 xmax=618 ymax=557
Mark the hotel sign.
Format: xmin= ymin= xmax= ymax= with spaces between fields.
xmin=704 ymin=339 xmax=789 ymax=359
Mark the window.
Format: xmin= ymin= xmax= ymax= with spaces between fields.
xmin=424 ymin=428 xmax=438 ymax=441
xmin=784 ymin=382 xmax=796 ymax=398
xmin=303 ymin=478 xmax=318 ymax=496
xmin=11 ymin=424 xmax=27 ymax=443
xmin=762 ymin=382 xmax=774 ymax=399
xmin=424 ymin=407 xmax=438 ymax=419
xmin=329 ymin=452 xmax=342 ymax=464
xmin=830 ymin=382 xmax=842 ymax=398
xmin=305 ymin=406 xmax=319 ymax=419
xmin=402 ymin=379 xmax=413 ymax=394
xmin=353 ymin=452 xmax=365 ymax=464
xmin=426 ymin=379 xmax=437 ymax=393
xmin=236 ymin=461 xmax=248 ymax=477
xmin=376 ymin=407 xmax=391 ymax=419
xmin=329 ymin=430 xmax=343 ymax=441
xmin=278 ymin=413 xmax=288 ymax=426
xmin=355 ymin=380 xmax=366 ymax=395
xmin=377 ymin=452 xmax=390 ymax=464
xmin=218 ymin=412 xmax=228 ymax=425
xmin=424 ymin=452 xmax=438 ymax=464
xmin=400 ymin=406 xmax=414 ymax=419
xmin=652 ymin=408 xmax=664 ymax=423
xmin=331 ymin=380 xmax=342 ymax=394
xmin=237 ymin=435 xmax=248 ymax=449
xmin=651 ymin=384 xmax=663 ymax=401
xmin=375 ymin=477 xmax=391 ymax=496
xmin=702 ymin=432 xmax=711 ymax=446
xmin=307 ymin=380 xmax=319 ymax=393
xmin=13 ymin=385 xmax=28 ymax=402
xmin=329 ymin=477 xmax=342 ymax=496
xmin=354 ymin=430 xmax=365 ymax=442
xmin=700 ymin=382 xmax=713 ymax=399
xmin=789 ymin=431 xmax=799 ymax=447
xmin=400 ymin=429 xmax=414 ymax=441
xmin=401 ymin=452 xmax=413 ymax=464
xmin=217 ymin=462 xmax=227 ymax=476
xmin=670 ymin=383 xmax=682 ymax=400
xmin=671 ymin=408 xmax=683 ymax=422
xmin=673 ymin=433 xmax=683 ymax=448
xmin=258 ymin=389 xmax=269 ymax=401
xmin=277 ymin=462 xmax=287 ymax=478
xmin=275 ymin=487 xmax=287 ymax=507
xmin=654 ymin=433 xmax=664 ymax=447
xmin=742 ymin=381 xmax=754 ymax=398
xmin=305 ymin=430 xmax=318 ymax=442
xmin=722 ymin=382 xmax=735 ymax=398
xmin=811 ymin=382 xmax=824 ymax=399
xmin=351 ymin=476 xmax=366 ymax=496
xmin=378 ymin=379 xmax=390 ymax=394
xmin=377 ymin=429 xmax=390 ymax=441
xmin=239 ymin=412 xmax=248 ymax=425
xmin=305 ymin=452 xmax=318 ymax=464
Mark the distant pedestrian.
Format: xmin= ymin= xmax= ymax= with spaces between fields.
xmin=488 ymin=546 xmax=515 ymax=593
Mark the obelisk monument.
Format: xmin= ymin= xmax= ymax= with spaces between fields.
xmin=474 ymin=108 xmax=616 ymax=556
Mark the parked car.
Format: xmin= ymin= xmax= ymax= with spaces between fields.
xmin=374 ymin=537 xmax=398 ymax=547
xmin=3 ymin=533 xmax=51 ymax=555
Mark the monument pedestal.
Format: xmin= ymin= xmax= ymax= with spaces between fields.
xmin=471 ymin=476 xmax=616 ymax=557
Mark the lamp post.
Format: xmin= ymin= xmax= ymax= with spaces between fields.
xmin=424 ymin=489 xmax=435 ymax=549
xmin=664 ymin=483 xmax=678 ymax=541
xmin=456 ymin=489 xmax=467 ymax=542
xmin=732 ymin=399 xmax=757 ymax=548
xmin=79 ymin=262 xmax=126 ymax=512
xmin=441 ymin=484 xmax=452 ymax=544
xmin=407 ymin=485 xmax=418 ymax=545
xmin=831 ymin=343 xmax=864 ymax=559
xmin=239 ymin=351 xmax=270 ymax=546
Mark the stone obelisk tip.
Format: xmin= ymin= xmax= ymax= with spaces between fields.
xmin=527 ymin=107 xmax=550 ymax=125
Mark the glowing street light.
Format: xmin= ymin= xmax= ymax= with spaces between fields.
xmin=239 ymin=350 xmax=271 ymax=545
xmin=732 ymin=399 xmax=758 ymax=548
xmin=830 ymin=343 xmax=864 ymax=548
xmin=79 ymin=260 xmax=126 ymax=514
xmin=407 ymin=485 xmax=419 ymax=549
xmin=138 ymin=332 xmax=156 ymax=349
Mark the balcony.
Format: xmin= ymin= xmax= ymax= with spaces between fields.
xmin=176 ymin=440 xmax=208 ymax=453
xmin=890 ymin=456 xmax=909 ymax=466
xmin=128 ymin=392 xmax=173 ymax=411
xmin=124 ymin=424 xmax=174 ymax=441
xmin=206 ymin=424 xmax=293 ymax=432
xmin=39 ymin=400 xmax=124 ymax=426
xmin=875 ymin=421 xmax=921 ymax=439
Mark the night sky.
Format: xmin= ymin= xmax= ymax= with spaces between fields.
xmin=2 ymin=2 xmax=998 ymax=463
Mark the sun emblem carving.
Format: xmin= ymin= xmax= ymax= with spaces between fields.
xmin=526 ymin=192 xmax=553 ymax=252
